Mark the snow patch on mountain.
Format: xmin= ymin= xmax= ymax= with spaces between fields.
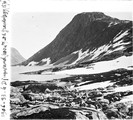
xmin=41 ymin=58 xmax=51 ymax=65
xmin=113 ymin=30 xmax=129 ymax=43
xmin=27 ymin=61 xmax=38 ymax=66
xmin=55 ymin=55 xmax=133 ymax=75
xmin=71 ymin=43 xmax=112 ymax=64
xmin=113 ymin=46 xmax=125 ymax=52
xmin=72 ymin=29 xmax=131 ymax=64
xmin=72 ymin=50 xmax=79 ymax=54
xmin=72 ymin=49 xmax=89 ymax=64
xmin=108 ymin=22 xmax=119 ymax=27
xmin=108 ymin=22 xmax=113 ymax=27
xmin=89 ymin=44 xmax=111 ymax=60
xmin=112 ymin=30 xmax=131 ymax=52
xmin=89 ymin=29 xmax=130 ymax=59
xmin=113 ymin=39 xmax=130 ymax=48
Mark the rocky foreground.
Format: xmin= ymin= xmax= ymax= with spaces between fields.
xmin=10 ymin=68 xmax=133 ymax=119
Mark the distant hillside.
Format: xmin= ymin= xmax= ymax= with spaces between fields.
xmin=11 ymin=47 xmax=25 ymax=65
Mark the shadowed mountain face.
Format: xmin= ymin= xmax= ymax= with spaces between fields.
xmin=11 ymin=47 xmax=25 ymax=65
xmin=21 ymin=12 xmax=132 ymax=66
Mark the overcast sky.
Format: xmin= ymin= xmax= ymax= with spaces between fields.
xmin=11 ymin=13 xmax=76 ymax=59
xmin=11 ymin=0 xmax=133 ymax=59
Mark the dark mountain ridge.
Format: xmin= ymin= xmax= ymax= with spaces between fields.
xmin=21 ymin=12 xmax=132 ymax=66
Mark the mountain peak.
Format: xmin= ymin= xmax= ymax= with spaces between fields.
xmin=73 ymin=12 xmax=120 ymax=23
xmin=79 ymin=12 xmax=105 ymax=18
xmin=11 ymin=47 xmax=25 ymax=66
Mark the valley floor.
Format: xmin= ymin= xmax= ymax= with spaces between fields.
xmin=10 ymin=66 xmax=133 ymax=119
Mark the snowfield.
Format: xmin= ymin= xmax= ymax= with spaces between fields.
xmin=114 ymin=85 xmax=133 ymax=92
xmin=72 ymin=81 xmax=114 ymax=91
xmin=119 ymin=95 xmax=133 ymax=103
xmin=55 ymin=55 xmax=133 ymax=75
xmin=11 ymin=66 xmax=69 ymax=82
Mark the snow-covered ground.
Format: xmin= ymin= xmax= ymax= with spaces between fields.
xmin=55 ymin=55 xmax=133 ymax=75
xmin=114 ymin=85 xmax=133 ymax=92
xmin=72 ymin=81 xmax=113 ymax=91
xmin=11 ymin=66 xmax=69 ymax=82
xmin=119 ymin=95 xmax=133 ymax=103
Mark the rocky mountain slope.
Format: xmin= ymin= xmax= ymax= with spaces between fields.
xmin=21 ymin=12 xmax=132 ymax=66
xmin=11 ymin=47 xmax=25 ymax=65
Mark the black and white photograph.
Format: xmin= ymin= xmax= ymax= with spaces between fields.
xmin=0 ymin=0 xmax=133 ymax=119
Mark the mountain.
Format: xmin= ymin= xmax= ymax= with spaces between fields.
xmin=11 ymin=47 xmax=25 ymax=65
xmin=11 ymin=12 xmax=133 ymax=119
xmin=21 ymin=12 xmax=132 ymax=66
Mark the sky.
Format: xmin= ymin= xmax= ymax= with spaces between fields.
xmin=11 ymin=12 xmax=76 ymax=59
xmin=11 ymin=0 xmax=133 ymax=59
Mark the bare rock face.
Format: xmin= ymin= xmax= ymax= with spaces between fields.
xmin=11 ymin=47 xmax=25 ymax=65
